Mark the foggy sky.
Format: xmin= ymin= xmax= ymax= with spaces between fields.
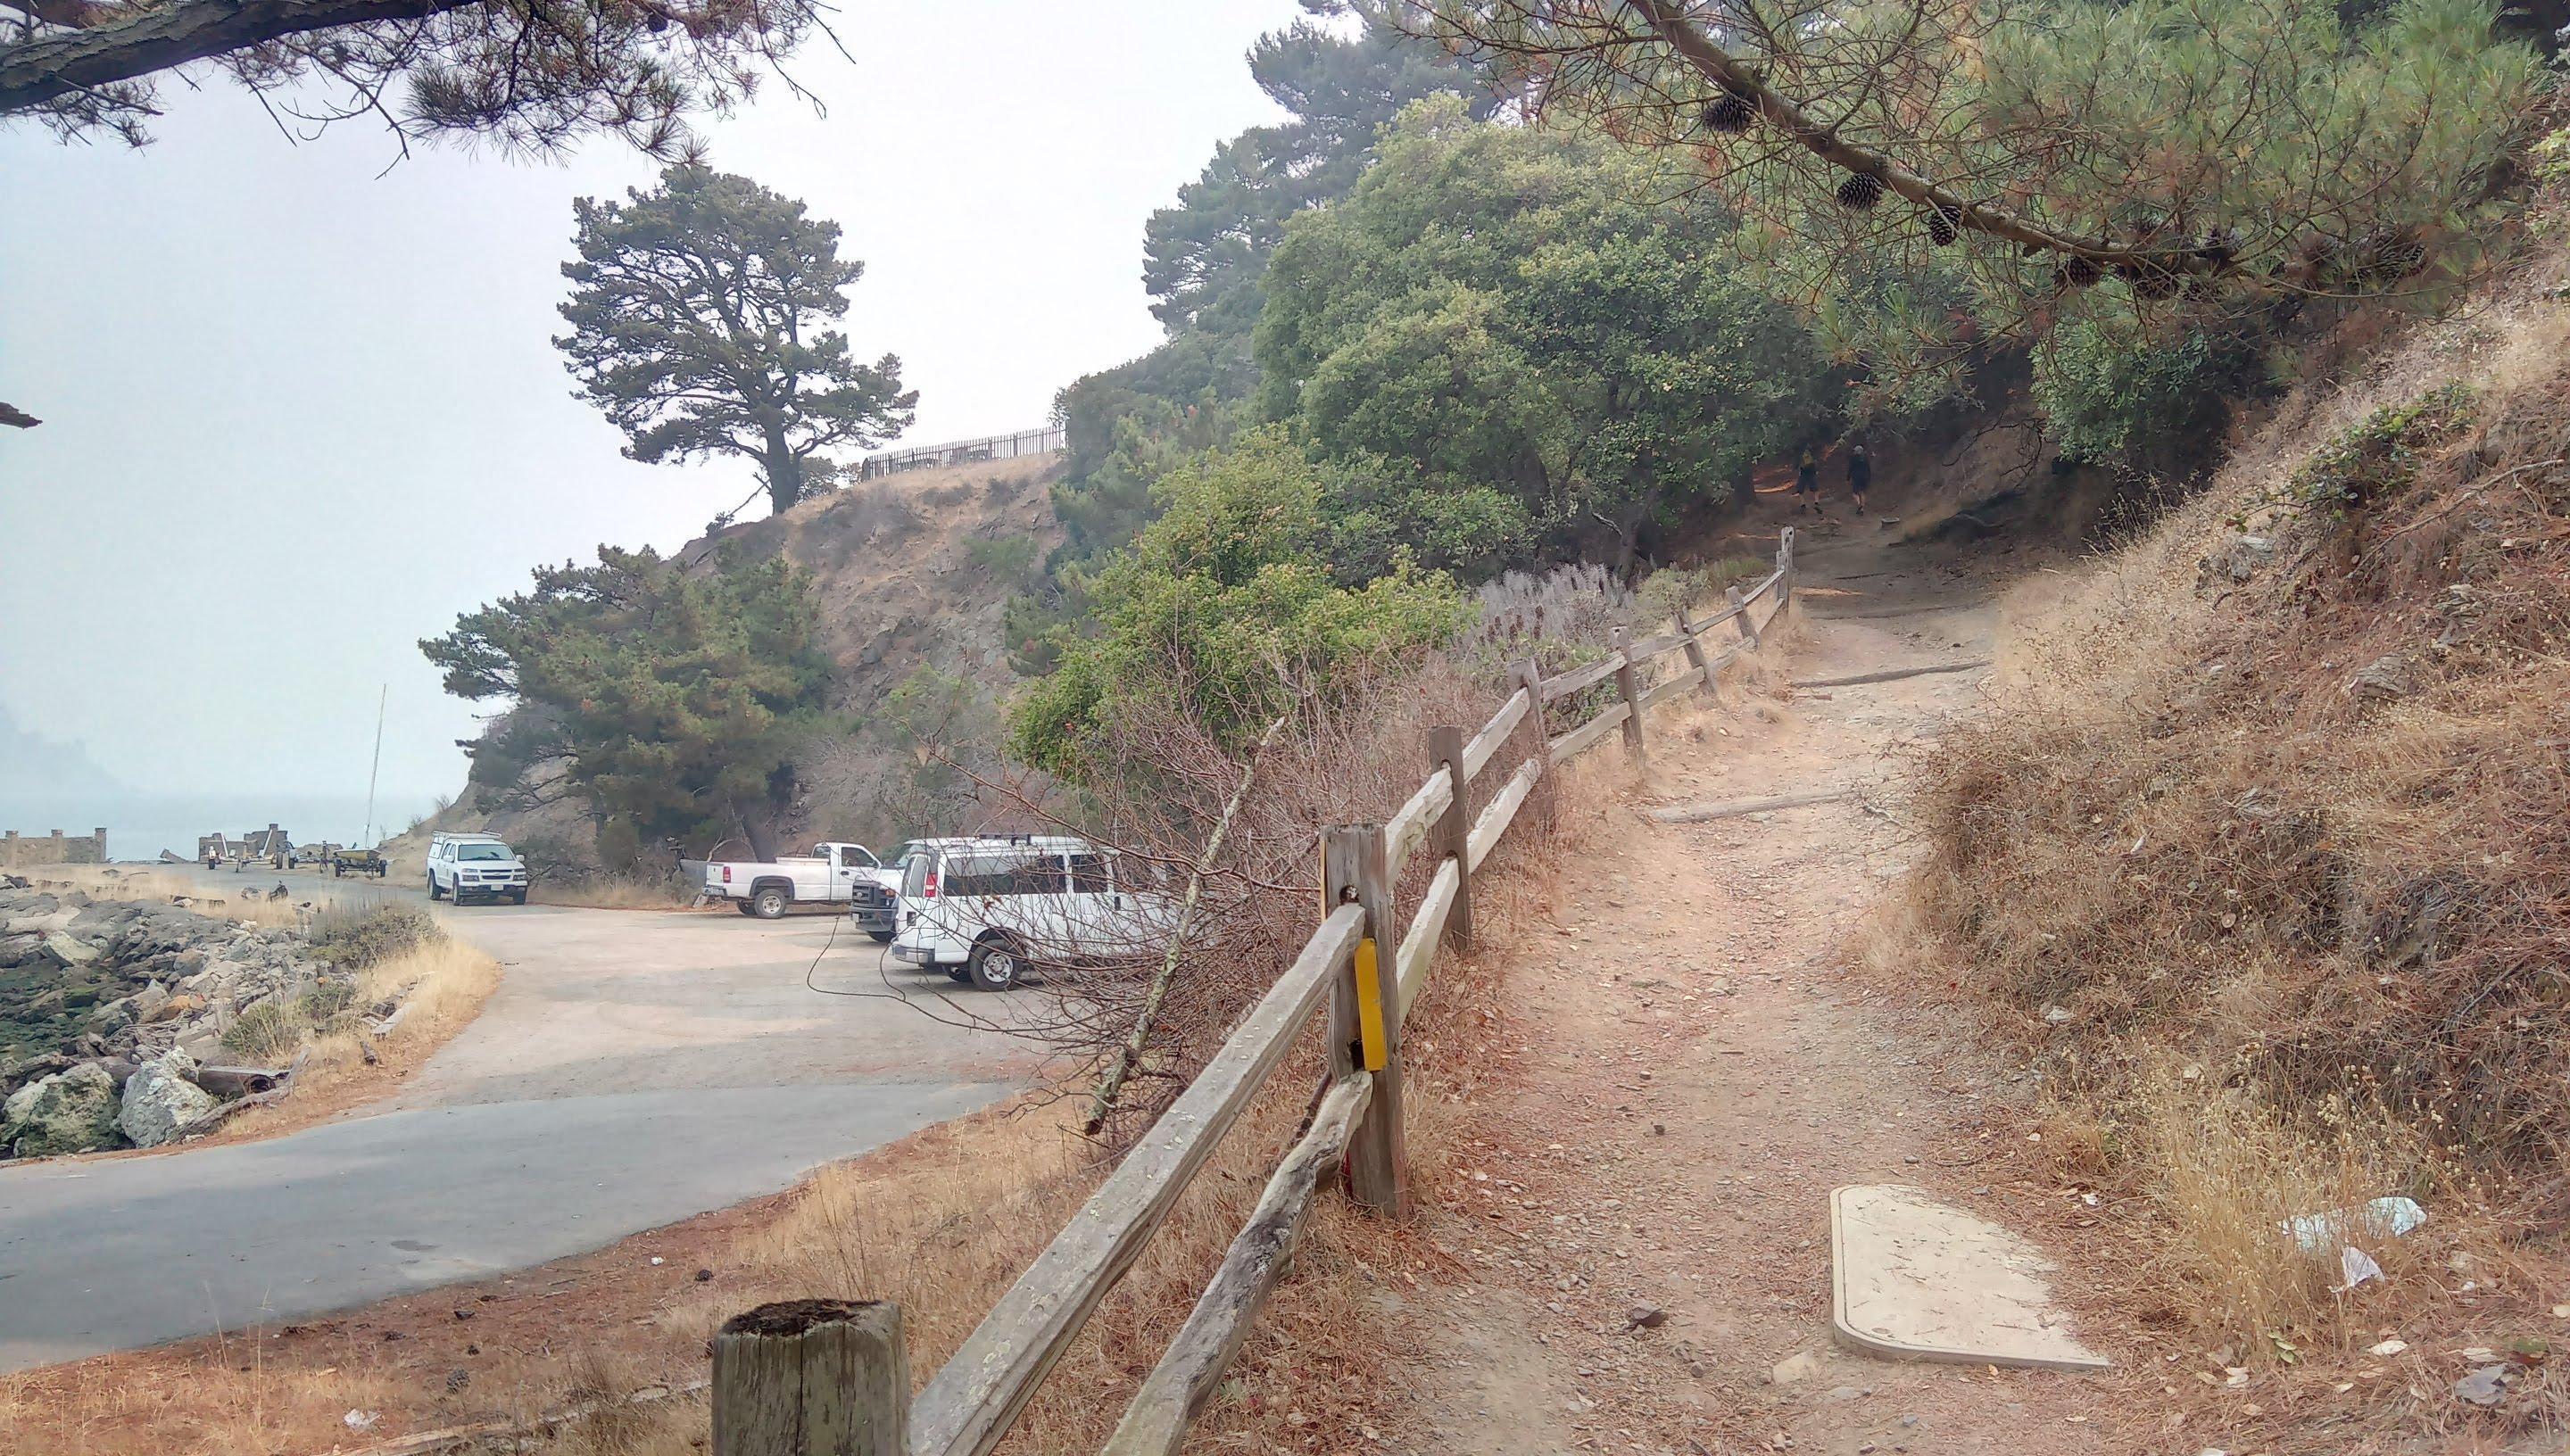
xmin=0 ymin=2 xmax=1296 ymax=805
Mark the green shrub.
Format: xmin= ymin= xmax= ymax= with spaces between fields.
xmin=1634 ymin=557 xmax=1768 ymax=627
xmin=2032 ymin=318 xmax=2240 ymax=475
xmin=2282 ymin=384 xmax=2477 ymax=517
xmin=307 ymin=904 xmax=435 ymax=970
xmin=965 ymin=535 xmax=1039 ymax=583
xmin=220 ymin=1003 xmax=307 ymax=1062
xmin=1008 ymin=429 xmax=1472 ymax=781
xmin=593 ymin=817 xmax=645 ymax=874
xmin=297 ymin=980 xmax=356 ymax=1020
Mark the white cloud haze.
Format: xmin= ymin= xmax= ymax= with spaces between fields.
xmin=0 ymin=1 xmax=1296 ymax=807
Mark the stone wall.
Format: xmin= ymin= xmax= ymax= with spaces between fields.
xmin=0 ymin=830 xmax=108 ymax=870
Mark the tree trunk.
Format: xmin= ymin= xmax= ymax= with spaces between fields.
xmin=734 ymin=797 xmax=781 ymax=862
xmin=761 ymin=423 xmax=803 ymax=517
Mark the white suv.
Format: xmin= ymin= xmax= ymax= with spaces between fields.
xmin=888 ymin=836 xmax=1173 ymax=990
xmin=427 ymin=831 xmax=530 ymax=906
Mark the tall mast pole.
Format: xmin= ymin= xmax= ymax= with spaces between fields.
xmin=362 ymin=683 xmax=386 ymax=847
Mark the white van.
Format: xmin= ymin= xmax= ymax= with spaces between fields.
xmin=887 ymin=836 xmax=1173 ymax=990
xmin=427 ymin=831 xmax=530 ymax=906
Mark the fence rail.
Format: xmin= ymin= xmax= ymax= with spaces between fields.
xmin=709 ymin=528 xmax=1799 ymax=1456
xmin=858 ymin=426 xmax=1066 ymax=479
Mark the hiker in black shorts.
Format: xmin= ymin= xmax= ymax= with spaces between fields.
xmin=1846 ymin=441 xmax=1872 ymax=514
xmin=1795 ymin=446 xmax=1820 ymax=512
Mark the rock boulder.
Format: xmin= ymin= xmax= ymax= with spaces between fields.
xmin=40 ymin=929 xmax=101 ymax=966
xmin=2 ymin=1062 xmax=120 ymax=1156
xmin=119 ymin=1053 xmax=216 ymax=1148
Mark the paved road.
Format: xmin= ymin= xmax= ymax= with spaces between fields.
xmin=0 ymin=882 xmax=1039 ymax=1369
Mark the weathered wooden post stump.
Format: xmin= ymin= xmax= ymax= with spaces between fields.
xmin=712 ymin=1299 xmax=908 ymax=1456
xmin=1610 ymin=625 xmax=1647 ymax=766
xmin=1676 ymin=609 xmax=1715 ymax=696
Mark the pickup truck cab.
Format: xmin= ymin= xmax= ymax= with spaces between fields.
xmin=888 ymin=835 xmax=1174 ymax=990
xmin=704 ymin=842 xmax=901 ymax=929
xmin=427 ymin=832 xmax=529 ymax=905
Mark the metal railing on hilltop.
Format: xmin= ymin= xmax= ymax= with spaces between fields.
xmin=858 ymin=427 xmax=1065 ymax=479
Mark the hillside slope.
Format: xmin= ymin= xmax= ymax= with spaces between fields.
xmin=423 ymin=453 xmax=1064 ymax=875
xmin=1882 ymin=253 xmax=2570 ymax=1441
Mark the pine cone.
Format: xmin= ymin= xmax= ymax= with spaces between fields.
xmin=1836 ymin=172 xmax=1885 ymax=211
xmin=2354 ymin=228 xmax=2427 ymax=282
xmin=1926 ymin=203 xmax=1961 ymax=246
xmin=1702 ymin=89 xmax=1754 ymax=134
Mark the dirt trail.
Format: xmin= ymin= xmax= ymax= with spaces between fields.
xmin=1389 ymin=529 xmax=2126 ymax=1455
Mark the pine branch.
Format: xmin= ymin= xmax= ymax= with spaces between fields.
xmin=1624 ymin=0 xmax=2222 ymax=277
xmin=0 ymin=0 xmax=466 ymax=115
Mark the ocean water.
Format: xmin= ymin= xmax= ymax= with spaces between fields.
xmin=0 ymin=790 xmax=443 ymax=863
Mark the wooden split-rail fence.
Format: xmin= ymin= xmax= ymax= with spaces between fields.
xmin=709 ymin=531 xmax=1801 ymax=1456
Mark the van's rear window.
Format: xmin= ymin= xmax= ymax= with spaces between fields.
xmin=946 ymin=853 xmax=1062 ymax=898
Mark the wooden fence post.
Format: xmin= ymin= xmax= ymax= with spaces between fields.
xmin=712 ymin=1299 xmax=908 ymax=1456
xmin=1726 ymin=584 xmax=1759 ymax=649
xmin=1322 ymin=831 xmax=1362 ymax=1087
xmin=1778 ymin=526 xmax=1797 ymax=608
xmin=1322 ymin=824 xmax=1407 ymax=1217
xmin=1610 ymin=625 xmax=1647 ymax=765
xmin=1428 ymin=725 xmax=1472 ymax=951
xmin=1676 ymin=610 xmax=1716 ymax=696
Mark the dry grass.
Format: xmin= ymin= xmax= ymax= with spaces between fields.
xmin=1865 ymin=257 xmax=2570 ymax=1440
xmin=2125 ymin=1064 xmax=2475 ymax=1353
xmin=0 ymin=1310 xmax=706 ymax=1456
xmin=221 ymin=930 xmax=502 ymax=1140
xmin=25 ymin=866 xmax=327 ymax=929
xmin=0 ymin=1328 xmax=412 ymax=1456
xmin=529 ymin=875 xmax=698 ymax=910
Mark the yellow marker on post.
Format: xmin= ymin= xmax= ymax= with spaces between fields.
xmin=1352 ymin=937 xmax=1388 ymax=1071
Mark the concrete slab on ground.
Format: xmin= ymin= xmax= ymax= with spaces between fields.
xmin=1829 ymin=1183 xmax=2109 ymax=1372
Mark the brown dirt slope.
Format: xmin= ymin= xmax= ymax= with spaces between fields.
xmin=1372 ymin=539 xmax=2171 ymax=1456
xmin=1879 ymin=260 xmax=2570 ymax=1451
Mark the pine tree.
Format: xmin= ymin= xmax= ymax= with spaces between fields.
xmin=556 ymin=165 xmax=917 ymax=517
xmin=420 ymin=547 xmax=833 ymax=861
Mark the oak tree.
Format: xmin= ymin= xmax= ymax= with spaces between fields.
xmin=1051 ymin=4 xmax=1490 ymax=563
xmin=555 ymin=163 xmax=916 ymax=517
xmin=1257 ymin=100 xmax=1838 ymax=567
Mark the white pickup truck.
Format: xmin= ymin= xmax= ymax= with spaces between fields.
xmin=703 ymin=841 xmax=905 ymax=932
